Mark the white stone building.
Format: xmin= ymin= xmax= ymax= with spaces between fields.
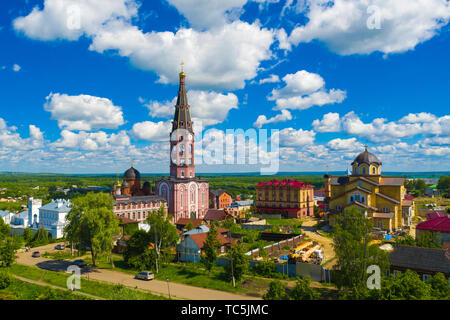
xmin=34 ymin=199 xmax=71 ymax=239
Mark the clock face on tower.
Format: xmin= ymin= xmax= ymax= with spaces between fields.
xmin=188 ymin=134 xmax=193 ymax=141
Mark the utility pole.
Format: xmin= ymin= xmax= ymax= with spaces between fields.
xmin=361 ymin=225 xmax=368 ymax=282
xmin=229 ymin=229 xmax=235 ymax=287
xmin=166 ymin=278 xmax=171 ymax=299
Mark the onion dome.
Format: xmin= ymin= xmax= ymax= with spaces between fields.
xmin=351 ymin=146 xmax=382 ymax=166
xmin=113 ymin=175 xmax=121 ymax=188
xmin=124 ymin=167 xmax=140 ymax=180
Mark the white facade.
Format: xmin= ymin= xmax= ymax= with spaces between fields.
xmin=28 ymin=197 xmax=42 ymax=228
xmin=35 ymin=199 xmax=71 ymax=239
xmin=0 ymin=210 xmax=14 ymax=225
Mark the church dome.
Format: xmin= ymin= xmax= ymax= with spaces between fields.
xmin=124 ymin=167 xmax=140 ymax=180
xmin=351 ymin=147 xmax=382 ymax=166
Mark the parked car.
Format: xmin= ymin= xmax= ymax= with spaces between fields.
xmin=71 ymin=259 xmax=88 ymax=268
xmin=135 ymin=271 xmax=154 ymax=281
xmin=32 ymin=251 xmax=40 ymax=258
xmin=54 ymin=244 xmax=65 ymax=250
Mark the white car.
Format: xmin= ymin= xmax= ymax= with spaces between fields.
xmin=135 ymin=271 xmax=154 ymax=281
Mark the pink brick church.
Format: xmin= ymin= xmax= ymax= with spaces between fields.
xmin=155 ymin=69 xmax=209 ymax=222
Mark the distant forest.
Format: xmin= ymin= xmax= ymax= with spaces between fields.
xmin=0 ymin=171 xmax=448 ymax=212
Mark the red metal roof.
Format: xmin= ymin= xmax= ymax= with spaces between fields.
xmin=256 ymin=178 xmax=314 ymax=188
xmin=416 ymin=216 xmax=450 ymax=232
xmin=189 ymin=232 xmax=237 ymax=249
xmin=426 ymin=211 xmax=447 ymax=220
xmin=404 ymin=194 xmax=415 ymax=200
xmin=204 ymin=209 xmax=227 ymax=221
xmin=176 ymin=218 xmax=204 ymax=227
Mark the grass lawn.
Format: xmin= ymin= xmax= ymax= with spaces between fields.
xmin=42 ymin=249 xmax=79 ymax=260
xmin=9 ymin=264 xmax=169 ymax=300
xmin=266 ymin=218 xmax=303 ymax=226
xmin=0 ymin=278 xmax=91 ymax=300
xmin=9 ymin=264 xmax=43 ymax=281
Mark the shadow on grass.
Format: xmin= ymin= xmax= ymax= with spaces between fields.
xmin=36 ymin=260 xmax=100 ymax=275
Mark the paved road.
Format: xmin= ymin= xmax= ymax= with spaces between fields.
xmin=16 ymin=243 xmax=260 ymax=300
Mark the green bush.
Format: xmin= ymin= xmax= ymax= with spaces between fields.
xmin=263 ymin=280 xmax=288 ymax=300
xmin=252 ymin=261 xmax=276 ymax=277
xmin=0 ymin=269 xmax=12 ymax=289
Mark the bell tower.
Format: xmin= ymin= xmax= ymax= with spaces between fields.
xmin=170 ymin=64 xmax=195 ymax=179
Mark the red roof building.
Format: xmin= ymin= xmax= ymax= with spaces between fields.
xmin=416 ymin=216 xmax=450 ymax=232
xmin=416 ymin=215 xmax=450 ymax=245
xmin=255 ymin=179 xmax=315 ymax=218
xmin=426 ymin=211 xmax=448 ymax=220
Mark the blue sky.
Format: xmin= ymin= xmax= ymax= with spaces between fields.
xmin=0 ymin=0 xmax=449 ymax=174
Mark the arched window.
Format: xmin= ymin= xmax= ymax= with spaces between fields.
xmin=372 ymin=167 xmax=377 ymax=174
xmin=361 ymin=167 xmax=366 ymax=175
xmin=180 ymin=193 xmax=183 ymax=208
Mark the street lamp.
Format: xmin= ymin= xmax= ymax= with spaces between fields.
xmin=166 ymin=277 xmax=171 ymax=299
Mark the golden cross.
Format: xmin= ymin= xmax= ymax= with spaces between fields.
xmin=181 ymin=61 xmax=184 ymax=72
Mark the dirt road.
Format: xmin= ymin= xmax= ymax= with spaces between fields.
xmin=301 ymin=218 xmax=336 ymax=268
xmin=16 ymin=243 xmax=260 ymax=300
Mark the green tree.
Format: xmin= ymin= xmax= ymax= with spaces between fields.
xmin=416 ymin=232 xmax=442 ymax=248
xmin=0 ymin=269 xmax=12 ymax=289
xmin=146 ymin=205 xmax=179 ymax=273
xmin=224 ymin=243 xmax=248 ymax=284
xmin=253 ymin=260 xmax=276 ymax=277
xmin=395 ymin=234 xmax=416 ymax=246
xmin=185 ymin=222 xmax=195 ymax=231
xmin=289 ymin=277 xmax=320 ymax=300
xmin=124 ymin=229 xmax=156 ymax=271
xmin=22 ymin=227 xmax=34 ymax=245
xmin=32 ymin=227 xmax=49 ymax=247
xmin=201 ymin=224 xmax=220 ymax=273
xmin=415 ymin=179 xmax=427 ymax=191
xmin=437 ymin=176 xmax=450 ymax=191
xmin=389 ymin=270 xmax=431 ymax=299
xmin=0 ymin=217 xmax=10 ymax=240
xmin=427 ymin=272 xmax=450 ymax=300
xmin=0 ymin=237 xmax=20 ymax=267
xmin=332 ymin=207 xmax=389 ymax=289
xmin=263 ymin=280 xmax=288 ymax=300
xmin=66 ymin=193 xmax=120 ymax=267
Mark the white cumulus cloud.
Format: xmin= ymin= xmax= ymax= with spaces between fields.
xmin=288 ymin=0 xmax=450 ymax=55
xmin=143 ymin=90 xmax=238 ymax=127
xmin=254 ymin=110 xmax=292 ymax=128
xmin=44 ymin=93 xmax=125 ymax=131
xmin=269 ymin=70 xmax=346 ymax=110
